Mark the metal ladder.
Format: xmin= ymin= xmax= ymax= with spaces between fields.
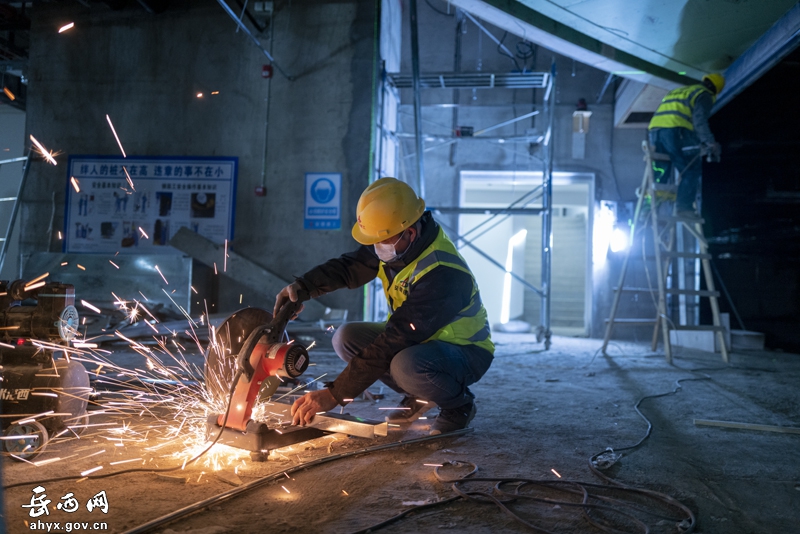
xmin=0 ymin=151 xmax=32 ymax=275
xmin=602 ymin=141 xmax=728 ymax=363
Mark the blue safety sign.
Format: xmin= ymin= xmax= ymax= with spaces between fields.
xmin=304 ymin=173 xmax=342 ymax=230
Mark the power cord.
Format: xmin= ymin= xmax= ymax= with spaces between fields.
xmin=352 ymin=457 xmax=696 ymax=533
xmin=352 ymin=368 xmax=716 ymax=533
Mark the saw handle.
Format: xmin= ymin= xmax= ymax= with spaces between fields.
xmin=235 ymin=288 xmax=310 ymax=381
xmin=271 ymin=288 xmax=310 ymax=336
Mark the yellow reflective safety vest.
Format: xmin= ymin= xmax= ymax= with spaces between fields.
xmin=648 ymin=84 xmax=715 ymax=131
xmin=376 ymin=227 xmax=494 ymax=354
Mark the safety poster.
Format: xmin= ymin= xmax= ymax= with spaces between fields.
xmin=64 ymin=155 xmax=237 ymax=254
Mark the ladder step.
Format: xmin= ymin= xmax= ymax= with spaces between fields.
xmin=651 ymin=183 xmax=677 ymax=192
xmin=604 ymin=318 xmax=657 ymax=324
xmin=613 ymin=287 xmax=719 ymax=297
xmin=648 ymin=151 xmax=672 ymax=162
xmin=671 ymin=325 xmax=727 ymax=331
xmin=661 ymin=251 xmax=712 ymax=259
xmin=660 ymin=215 xmax=706 ymax=225
xmin=614 ymin=287 xmax=655 ymax=292
xmin=665 ymin=288 xmax=720 ymax=297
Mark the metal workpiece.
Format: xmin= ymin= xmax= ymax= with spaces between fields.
xmin=263 ymin=402 xmax=389 ymax=439
xmin=307 ymin=411 xmax=389 ymax=439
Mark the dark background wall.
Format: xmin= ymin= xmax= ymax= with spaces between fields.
xmin=21 ymin=0 xmax=378 ymax=319
xmin=704 ymin=45 xmax=800 ymax=352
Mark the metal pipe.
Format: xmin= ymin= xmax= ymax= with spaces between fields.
xmin=596 ymin=72 xmax=615 ymax=103
xmin=437 ymin=220 xmax=543 ymax=297
xmin=461 ymin=11 xmax=515 ymax=60
xmin=449 ymin=11 xmax=464 ymax=167
xmin=409 ymin=0 xmax=426 ymax=196
xmin=234 ymin=0 xmax=267 ymax=33
xmin=0 ymin=151 xmax=31 ymax=275
xmin=215 ymin=0 xmax=292 ymax=80
xmin=375 ymin=63 xmax=387 ymax=179
xmin=472 ymin=110 xmax=539 ymax=136
xmin=0 ymin=157 xmax=27 ymax=166
xmin=431 ymin=207 xmax=543 ymax=215
xmin=260 ymin=14 xmax=276 ymax=188
xmin=235 ymin=0 xmax=249 ymax=32
xmin=540 ymin=60 xmax=556 ymax=348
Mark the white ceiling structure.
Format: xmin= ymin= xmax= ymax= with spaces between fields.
xmin=445 ymin=0 xmax=800 ymax=110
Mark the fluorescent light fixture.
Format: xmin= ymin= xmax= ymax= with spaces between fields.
xmin=500 ymin=229 xmax=528 ymax=324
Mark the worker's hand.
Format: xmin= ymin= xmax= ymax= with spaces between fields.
xmin=291 ymin=388 xmax=338 ymax=426
xmin=274 ymin=281 xmax=306 ymax=318
xmin=704 ymin=142 xmax=722 ymax=162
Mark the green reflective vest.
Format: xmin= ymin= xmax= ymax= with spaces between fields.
xmin=648 ymin=84 xmax=715 ymax=131
xmin=376 ymin=227 xmax=495 ymax=355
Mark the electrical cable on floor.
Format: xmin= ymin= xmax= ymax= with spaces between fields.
xmin=3 ymin=369 xmax=243 ymax=491
xmin=351 ymin=373 xmax=711 ymax=533
xmin=351 ymin=457 xmax=696 ymax=533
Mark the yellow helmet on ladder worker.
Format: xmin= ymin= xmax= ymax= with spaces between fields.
xmin=702 ymin=73 xmax=726 ymax=94
xmin=352 ymin=177 xmax=425 ymax=245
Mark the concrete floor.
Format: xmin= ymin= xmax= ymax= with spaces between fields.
xmin=3 ymin=332 xmax=799 ymax=533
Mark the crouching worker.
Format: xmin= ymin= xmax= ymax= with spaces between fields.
xmin=275 ymin=178 xmax=494 ymax=435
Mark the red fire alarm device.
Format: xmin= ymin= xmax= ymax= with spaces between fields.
xmin=255 ymin=185 xmax=267 ymax=197
xmin=262 ymin=65 xmax=273 ymax=79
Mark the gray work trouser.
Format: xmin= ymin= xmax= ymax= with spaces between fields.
xmin=332 ymin=322 xmax=493 ymax=410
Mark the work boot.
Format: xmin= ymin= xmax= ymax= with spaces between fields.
xmin=429 ymin=400 xmax=476 ymax=435
xmin=384 ymin=396 xmax=436 ymax=424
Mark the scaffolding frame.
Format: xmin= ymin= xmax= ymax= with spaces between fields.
xmin=372 ymin=3 xmax=557 ymax=348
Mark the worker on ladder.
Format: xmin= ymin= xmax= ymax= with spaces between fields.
xmin=647 ymin=73 xmax=725 ymax=217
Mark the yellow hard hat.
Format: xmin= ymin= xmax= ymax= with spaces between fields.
xmin=702 ymin=73 xmax=725 ymax=94
xmin=352 ymin=177 xmax=425 ymax=245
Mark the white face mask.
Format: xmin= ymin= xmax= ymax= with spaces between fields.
xmin=374 ymin=229 xmax=407 ymax=263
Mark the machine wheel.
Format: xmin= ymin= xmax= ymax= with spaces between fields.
xmin=4 ymin=420 xmax=49 ymax=461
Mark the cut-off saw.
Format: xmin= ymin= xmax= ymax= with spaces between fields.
xmin=204 ymin=291 xmax=386 ymax=461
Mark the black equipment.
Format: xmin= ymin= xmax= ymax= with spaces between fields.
xmin=0 ymin=279 xmax=89 ymax=460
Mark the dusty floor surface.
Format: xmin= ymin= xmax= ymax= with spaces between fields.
xmin=3 ymin=332 xmax=800 ymax=534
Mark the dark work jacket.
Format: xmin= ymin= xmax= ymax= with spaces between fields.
xmin=297 ymin=211 xmax=492 ymax=403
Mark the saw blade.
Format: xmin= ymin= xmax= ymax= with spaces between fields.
xmin=204 ymin=307 xmax=274 ymax=404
